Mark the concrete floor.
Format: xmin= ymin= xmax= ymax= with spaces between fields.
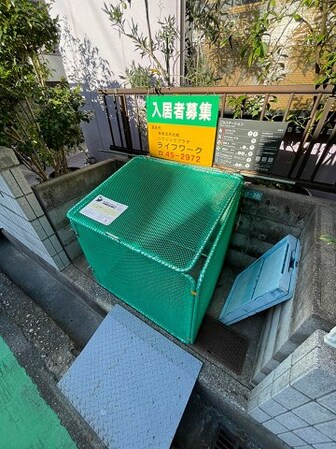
xmin=62 ymin=255 xmax=291 ymax=449
xmin=0 ymin=232 xmax=290 ymax=449
xmin=5 ymin=154 xmax=334 ymax=448
xmin=63 ymin=255 xmax=264 ymax=411
xmin=0 ymin=271 xmax=107 ymax=449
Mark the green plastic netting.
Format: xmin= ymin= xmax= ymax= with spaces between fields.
xmin=67 ymin=157 xmax=243 ymax=343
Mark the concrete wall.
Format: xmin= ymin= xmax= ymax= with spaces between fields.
xmin=49 ymin=0 xmax=182 ymax=158
xmin=248 ymin=190 xmax=336 ymax=385
xmin=223 ymin=185 xmax=336 ymax=387
xmin=33 ymin=160 xmax=118 ymax=261
xmin=41 ymin=52 xmax=67 ymax=82
xmin=0 ymin=147 xmax=70 ymax=270
xmin=248 ymin=330 xmax=336 ymax=448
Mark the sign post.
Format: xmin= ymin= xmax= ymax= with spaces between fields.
xmin=146 ymin=95 xmax=220 ymax=167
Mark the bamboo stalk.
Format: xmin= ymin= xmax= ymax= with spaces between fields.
xmin=315 ymin=0 xmax=328 ymax=73
xmin=30 ymin=54 xmax=46 ymax=89
xmin=14 ymin=111 xmax=31 ymax=140
xmin=30 ymin=154 xmax=49 ymax=181
xmin=4 ymin=130 xmax=25 ymax=144
xmin=25 ymin=98 xmax=38 ymax=124
xmin=143 ymin=0 xmax=169 ymax=84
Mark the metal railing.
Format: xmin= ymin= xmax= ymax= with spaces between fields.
xmin=98 ymin=84 xmax=336 ymax=192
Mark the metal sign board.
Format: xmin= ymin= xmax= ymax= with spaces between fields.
xmin=215 ymin=119 xmax=288 ymax=173
xmin=147 ymin=95 xmax=220 ymax=167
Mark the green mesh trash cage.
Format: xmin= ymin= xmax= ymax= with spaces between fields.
xmin=67 ymin=157 xmax=243 ymax=343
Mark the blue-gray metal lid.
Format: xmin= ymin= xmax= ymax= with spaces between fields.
xmin=220 ymin=235 xmax=301 ymax=325
xmin=58 ymin=304 xmax=202 ymax=449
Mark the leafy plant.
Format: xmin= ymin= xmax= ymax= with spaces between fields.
xmin=121 ymin=62 xmax=161 ymax=88
xmin=0 ymin=0 xmax=90 ymax=181
xmin=227 ymin=94 xmax=278 ymax=119
xmin=186 ymin=0 xmax=231 ymax=46
xmin=184 ymin=55 xmax=218 ymax=87
xmin=232 ymin=0 xmax=336 ymax=86
xmin=104 ymin=0 xmax=335 ymax=89
xmin=103 ymin=1 xmax=179 ymax=86
xmin=104 ymin=0 xmax=221 ymax=87
xmin=227 ymin=95 xmax=263 ymax=119
xmin=320 ymin=234 xmax=336 ymax=245
xmin=186 ymin=0 xmax=335 ymax=87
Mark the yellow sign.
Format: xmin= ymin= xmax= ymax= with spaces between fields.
xmin=148 ymin=123 xmax=217 ymax=167
xmin=146 ymin=95 xmax=220 ymax=167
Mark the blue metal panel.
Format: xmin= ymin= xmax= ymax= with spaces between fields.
xmin=220 ymin=235 xmax=301 ymax=325
xmin=58 ymin=305 xmax=202 ymax=449
xmin=243 ymin=189 xmax=263 ymax=201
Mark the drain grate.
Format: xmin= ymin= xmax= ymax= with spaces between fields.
xmin=195 ymin=315 xmax=249 ymax=375
xmin=213 ymin=429 xmax=244 ymax=449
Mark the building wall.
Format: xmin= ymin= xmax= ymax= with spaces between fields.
xmin=0 ymin=147 xmax=70 ymax=271
xmin=41 ymin=52 xmax=67 ymax=82
xmin=207 ymin=0 xmax=317 ymax=87
xmin=49 ymin=0 xmax=182 ymax=158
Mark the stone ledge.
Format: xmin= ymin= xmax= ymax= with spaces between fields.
xmin=33 ymin=159 xmax=117 ymax=211
xmin=0 ymin=147 xmax=19 ymax=170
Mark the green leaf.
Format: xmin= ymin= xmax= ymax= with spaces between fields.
xmin=262 ymin=42 xmax=268 ymax=56
xmin=319 ymin=234 xmax=336 ymax=245
xmin=316 ymin=33 xmax=326 ymax=44
xmin=292 ymin=13 xmax=302 ymax=21
xmin=0 ymin=0 xmax=91 ymax=179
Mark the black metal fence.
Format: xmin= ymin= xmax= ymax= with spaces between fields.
xmin=98 ymin=85 xmax=335 ymax=192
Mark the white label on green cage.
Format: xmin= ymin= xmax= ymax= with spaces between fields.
xmin=80 ymin=195 xmax=128 ymax=225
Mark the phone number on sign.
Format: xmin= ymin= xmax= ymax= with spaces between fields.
xmin=158 ymin=151 xmax=201 ymax=162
